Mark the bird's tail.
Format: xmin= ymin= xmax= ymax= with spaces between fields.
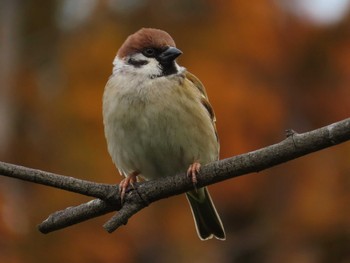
xmin=186 ymin=187 xmax=225 ymax=240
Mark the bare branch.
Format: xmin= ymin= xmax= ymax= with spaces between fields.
xmin=0 ymin=161 xmax=117 ymax=200
xmin=39 ymin=199 xmax=116 ymax=233
xmin=0 ymin=118 xmax=349 ymax=234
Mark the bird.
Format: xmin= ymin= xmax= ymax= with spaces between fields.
xmin=102 ymin=28 xmax=225 ymax=240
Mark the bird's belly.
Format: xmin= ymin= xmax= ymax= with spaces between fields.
xmin=103 ymin=79 xmax=218 ymax=180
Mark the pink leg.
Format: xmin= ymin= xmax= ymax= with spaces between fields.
xmin=119 ymin=171 xmax=139 ymax=201
xmin=187 ymin=162 xmax=201 ymax=185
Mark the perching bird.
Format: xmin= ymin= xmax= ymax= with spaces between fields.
xmin=103 ymin=28 xmax=225 ymax=240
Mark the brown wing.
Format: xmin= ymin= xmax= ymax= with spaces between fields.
xmin=185 ymin=71 xmax=219 ymax=143
xmin=185 ymin=71 xmax=208 ymax=97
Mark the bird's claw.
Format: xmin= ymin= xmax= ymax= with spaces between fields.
xmin=119 ymin=171 xmax=138 ymax=202
xmin=187 ymin=162 xmax=201 ymax=192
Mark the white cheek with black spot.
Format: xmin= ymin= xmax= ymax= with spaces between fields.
xmin=113 ymin=54 xmax=162 ymax=78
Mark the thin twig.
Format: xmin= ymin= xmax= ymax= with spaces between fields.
xmin=0 ymin=162 xmax=117 ymax=200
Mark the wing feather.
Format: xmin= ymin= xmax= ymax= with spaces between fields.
xmin=185 ymin=71 xmax=219 ymax=143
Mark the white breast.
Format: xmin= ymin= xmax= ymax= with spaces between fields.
xmin=103 ymin=69 xmax=218 ymax=180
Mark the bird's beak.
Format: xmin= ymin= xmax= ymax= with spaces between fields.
xmin=158 ymin=47 xmax=182 ymax=63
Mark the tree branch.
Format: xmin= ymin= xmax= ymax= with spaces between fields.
xmin=0 ymin=162 xmax=117 ymax=200
xmin=0 ymin=118 xmax=349 ymax=234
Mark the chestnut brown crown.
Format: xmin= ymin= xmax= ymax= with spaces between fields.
xmin=117 ymin=28 xmax=176 ymax=58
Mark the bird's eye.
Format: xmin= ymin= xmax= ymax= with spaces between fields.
xmin=143 ymin=48 xmax=156 ymax=57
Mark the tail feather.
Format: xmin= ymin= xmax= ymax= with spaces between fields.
xmin=186 ymin=187 xmax=225 ymax=240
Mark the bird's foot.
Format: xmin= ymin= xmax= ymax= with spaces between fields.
xmin=119 ymin=171 xmax=139 ymax=202
xmin=187 ymin=162 xmax=201 ymax=191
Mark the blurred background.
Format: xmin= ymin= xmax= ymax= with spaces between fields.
xmin=0 ymin=0 xmax=350 ymax=262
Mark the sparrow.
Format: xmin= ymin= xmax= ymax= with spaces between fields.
xmin=103 ymin=28 xmax=225 ymax=240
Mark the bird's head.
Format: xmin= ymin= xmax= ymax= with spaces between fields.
xmin=113 ymin=28 xmax=183 ymax=78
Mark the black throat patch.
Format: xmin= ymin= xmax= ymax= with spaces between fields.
xmin=159 ymin=61 xmax=178 ymax=76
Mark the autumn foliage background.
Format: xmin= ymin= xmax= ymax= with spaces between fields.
xmin=1 ymin=1 xmax=350 ymax=262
